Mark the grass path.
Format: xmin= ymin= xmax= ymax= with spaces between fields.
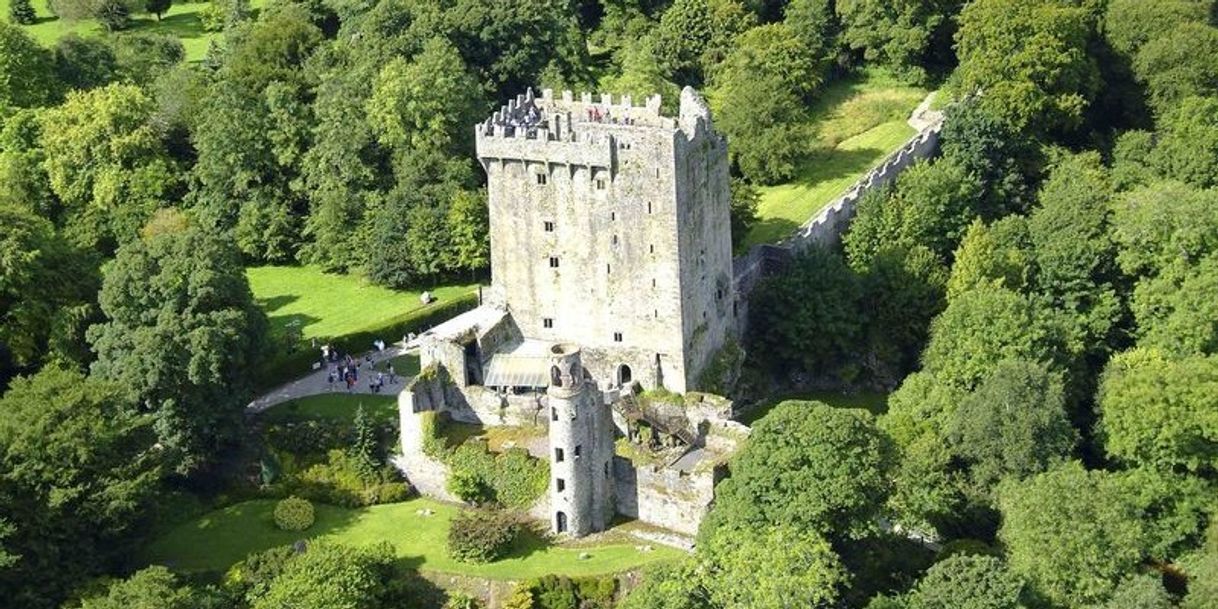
xmin=145 ymin=498 xmax=682 ymax=578
xmin=742 ymin=71 xmax=930 ymax=248
xmin=1 ymin=0 xmax=263 ymax=61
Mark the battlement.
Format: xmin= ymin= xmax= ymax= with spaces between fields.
xmin=475 ymin=87 xmax=719 ymax=165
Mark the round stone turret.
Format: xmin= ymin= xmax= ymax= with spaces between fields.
xmin=546 ymin=343 xmax=613 ymax=536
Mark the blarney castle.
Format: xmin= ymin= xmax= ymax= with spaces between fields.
xmin=395 ymin=86 xmax=749 ymax=541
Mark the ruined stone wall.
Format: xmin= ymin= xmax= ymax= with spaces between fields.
xmin=613 ymin=458 xmax=718 ymax=537
xmin=475 ymin=88 xmax=734 ymax=395
xmin=395 ymin=382 xmax=459 ymax=502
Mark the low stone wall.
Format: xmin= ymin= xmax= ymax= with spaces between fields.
xmin=396 ymin=386 xmax=459 ymax=502
xmin=613 ymin=457 xmax=718 ymax=537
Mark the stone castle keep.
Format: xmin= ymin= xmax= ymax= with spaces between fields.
xmin=395 ymin=87 xmax=747 ymax=540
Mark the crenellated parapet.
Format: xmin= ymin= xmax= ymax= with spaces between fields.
xmin=474 ymin=87 xmax=721 ymax=168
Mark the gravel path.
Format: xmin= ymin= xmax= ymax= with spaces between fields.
xmin=246 ymin=343 xmax=417 ymax=413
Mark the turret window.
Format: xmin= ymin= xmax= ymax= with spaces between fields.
xmin=549 ymin=256 xmax=559 ymax=268
xmin=551 ymin=407 xmax=558 ymax=421
xmin=555 ymin=448 xmax=565 ymax=462
xmin=574 ymin=445 xmax=582 ymax=458
xmin=596 ymin=179 xmax=606 ymax=190
xmin=556 ymin=478 xmax=566 ymax=492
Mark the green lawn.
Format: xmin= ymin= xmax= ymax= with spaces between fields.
xmin=742 ymin=71 xmax=930 ymax=248
xmin=376 ymin=353 xmax=422 ymax=377
xmin=247 ymin=266 xmax=478 ymax=343
xmin=1 ymin=0 xmax=262 ymax=62
xmin=740 ymin=391 xmax=890 ymax=425
xmin=263 ymin=393 xmax=399 ymax=424
xmin=145 ymin=498 xmax=682 ymax=578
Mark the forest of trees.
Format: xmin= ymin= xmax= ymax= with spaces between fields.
xmin=2 ymin=0 xmax=1218 ymax=608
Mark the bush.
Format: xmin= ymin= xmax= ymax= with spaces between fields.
xmin=274 ymin=496 xmax=315 ymax=531
xmin=447 ymin=509 xmax=520 ymax=563
xmin=278 ymin=449 xmax=410 ymax=508
xmin=443 ymin=592 xmax=483 ymax=609
xmin=9 ymin=0 xmax=36 ymax=24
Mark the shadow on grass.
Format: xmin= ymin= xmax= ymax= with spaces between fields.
xmin=793 ymin=146 xmax=887 ymax=188
xmin=129 ymin=11 xmax=207 ymax=39
xmin=147 ymin=500 xmax=364 ymax=574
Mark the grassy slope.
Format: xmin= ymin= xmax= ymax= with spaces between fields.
xmin=247 ymin=266 xmax=478 ymax=343
xmin=145 ymin=498 xmax=682 ymax=578
xmin=1 ymin=0 xmax=263 ymax=62
xmin=742 ymin=71 xmax=929 ymax=248
xmin=262 ymin=393 xmax=400 ymax=424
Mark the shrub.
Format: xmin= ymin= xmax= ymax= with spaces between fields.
xmin=533 ymin=575 xmax=578 ymax=609
xmin=224 ymin=544 xmax=298 ymax=599
xmin=273 ymin=497 xmax=315 ymax=531
xmin=448 ymin=468 xmax=492 ymax=505
xmin=447 ymin=509 xmax=520 ymax=563
xmin=446 ymin=444 xmax=549 ymax=509
xmin=280 ymin=449 xmax=410 ymax=508
xmin=9 ymin=0 xmax=36 ymax=24
xmin=443 ymin=592 xmax=483 ymax=609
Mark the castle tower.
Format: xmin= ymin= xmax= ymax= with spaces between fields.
xmin=476 ymin=87 xmax=735 ymax=393
xmin=546 ymin=343 xmax=614 ymax=536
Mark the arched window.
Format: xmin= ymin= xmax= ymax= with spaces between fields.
xmin=556 ymin=511 xmax=568 ymax=533
xmin=550 ymin=365 xmax=562 ymax=387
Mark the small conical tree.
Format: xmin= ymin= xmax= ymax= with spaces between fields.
xmin=350 ymin=405 xmax=379 ymax=482
xmin=9 ymin=0 xmax=37 ymax=24
xmin=145 ymin=0 xmax=170 ymax=20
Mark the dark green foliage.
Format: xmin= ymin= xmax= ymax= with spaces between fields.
xmin=835 ymin=0 xmax=963 ymax=83
xmin=1132 ymin=22 xmax=1218 ymax=114
xmin=447 ymin=509 xmax=520 ymax=563
xmin=350 ymin=405 xmax=379 ymax=481
xmin=1096 ymin=575 xmax=1174 ymax=609
xmin=784 ymin=0 xmax=840 ymax=67
xmin=534 ymin=575 xmax=579 ymax=609
xmin=273 ymin=496 xmax=315 ymax=531
xmin=904 ymin=554 xmax=1024 ymax=609
xmin=0 ymin=367 xmax=163 ymax=609
xmin=948 ymin=359 xmax=1077 ymax=496
xmin=8 ymin=0 xmax=36 ymax=24
xmin=705 ymin=401 xmax=894 ymax=541
xmin=145 ymin=0 xmax=170 ymax=19
xmin=1102 ymin=0 xmax=1211 ymax=58
xmin=938 ymin=99 xmax=1041 ymax=217
xmin=248 ymin=541 xmax=402 ymax=609
xmin=445 ymin=443 xmax=550 ymax=509
xmin=52 ymin=34 xmax=120 ymax=91
xmin=1148 ymin=96 xmax=1218 ymax=189
xmin=279 ymin=448 xmax=410 ymax=507
xmin=858 ymin=245 xmax=948 ymax=378
xmin=224 ymin=544 xmax=298 ymax=604
xmin=729 ymin=178 xmax=759 ymax=249
xmin=953 ymin=0 xmax=1100 ymax=134
xmin=699 ymin=523 xmax=847 ymax=608
xmin=78 ymin=566 xmax=227 ymax=609
xmin=87 ymin=220 xmax=269 ymax=475
xmin=0 ymin=22 xmax=59 ymax=108
xmin=108 ymin=32 xmax=185 ymax=85
xmin=1185 ymin=520 xmax=1218 ymax=609
xmin=749 ymin=247 xmax=862 ymax=374
xmin=652 ymin=0 xmax=755 ymax=85
xmin=618 ymin=561 xmax=709 ymax=609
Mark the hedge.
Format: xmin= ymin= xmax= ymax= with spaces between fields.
xmin=447 ymin=509 xmax=520 ymax=563
xmin=420 ymin=413 xmax=549 ymax=508
xmin=258 ymin=291 xmax=479 ymax=390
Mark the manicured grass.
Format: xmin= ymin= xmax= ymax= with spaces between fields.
xmin=263 ymin=393 xmax=399 ymax=424
xmin=0 ymin=0 xmax=263 ymax=62
xmin=144 ymin=498 xmax=683 ymax=578
xmin=376 ymin=353 xmax=421 ymax=377
xmin=742 ymin=71 xmax=929 ymax=248
xmin=740 ymin=391 xmax=889 ymax=425
xmin=247 ymin=265 xmax=478 ymax=343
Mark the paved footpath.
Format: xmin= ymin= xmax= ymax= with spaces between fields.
xmin=246 ymin=342 xmax=417 ymax=414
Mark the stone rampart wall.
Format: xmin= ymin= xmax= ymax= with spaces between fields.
xmin=613 ymin=457 xmax=717 ymax=537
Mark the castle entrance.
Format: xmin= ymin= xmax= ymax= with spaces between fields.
xmin=556 ymin=511 xmax=568 ymax=533
xmin=618 ymin=364 xmax=633 ymax=386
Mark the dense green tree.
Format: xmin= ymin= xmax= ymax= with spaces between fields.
xmin=1148 ymin=96 xmax=1218 ymax=189
xmin=1132 ymin=23 xmax=1218 ymax=114
xmin=938 ymin=100 xmax=1042 ymax=217
xmin=38 ymin=83 xmax=177 ymax=251
xmin=1098 ymin=348 xmax=1218 ymax=473
xmin=1110 ymin=181 xmax=1218 ymax=280
xmin=835 ymin=0 xmax=962 ymax=83
xmin=652 ymin=0 xmax=755 ymax=84
xmin=1109 ymin=130 xmax=1159 ymax=190
xmin=948 ymin=359 xmax=1076 ymax=497
xmin=1132 ymin=255 xmax=1218 ymax=356
xmin=728 ymin=178 xmax=758 ymax=249
xmin=905 ymin=554 xmax=1025 ymax=609
xmin=953 ymin=0 xmax=1100 ymax=134
xmin=80 ymin=566 xmax=226 ymax=609
xmin=784 ymin=0 xmax=839 ymax=68
xmin=859 ymin=245 xmax=948 ymax=378
xmin=8 ymin=0 xmax=36 ymax=23
xmin=710 ymin=22 xmax=814 ymax=183
xmin=87 ymin=218 xmax=269 ymax=474
xmin=0 ymin=205 xmax=99 ymax=373
xmin=700 ymin=524 xmax=847 ymax=608
xmin=0 ymin=367 xmax=162 ymax=609
xmin=748 ymin=247 xmax=862 ymax=373
xmin=844 ymin=156 xmax=983 ymax=268
xmin=921 ymin=283 xmax=1072 ymax=391
xmin=996 ymin=462 xmax=1204 ymax=608
xmin=0 ymin=22 xmax=59 ymax=109
xmin=223 ymin=2 xmax=321 ymax=91
xmin=1102 ymin=0 xmax=1211 ymax=59
xmin=1094 ymin=575 xmax=1174 ymax=609
xmin=946 ymin=218 xmax=1034 ymax=300
xmin=618 ymin=561 xmax=709 ymax=609
xmin=598 ymin=36 xmax=680 ymax=112
xmin=1185 ymin=520 xmax=1218 ymax=609
xmin=249 ymin=542 xmax=400 ymax=609
xmin=1027 ymin=152 xmax=1121 ymax=358
xmin=365 ymin=37 xmax=482 ymax=155
xmin=52 ymin=34 xmax=120 ymax=91
xmin=108 ymin=32 xmax=185 ymax=85
xmin=705 ymin=401 xmax=894 ymax=541
xmin=443 ymin=189 xmax=489 ymax=275
xmin=0 ymin=108 xmax=57 ymax=217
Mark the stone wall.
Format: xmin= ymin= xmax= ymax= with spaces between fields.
xmin=613 ymin=457 xmax=719 ymax=537
xmin=395 ymin=379 xmax=459 ymax=502
xmin=731 ymin=121 xmax=943 ymax=304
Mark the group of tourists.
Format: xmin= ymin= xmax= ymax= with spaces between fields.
xmin=320 ymin=342 xmax=398 ymax=394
